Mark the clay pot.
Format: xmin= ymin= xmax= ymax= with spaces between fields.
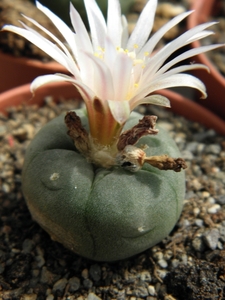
xmin=187 ymin=0 xmax=225 ymax=120
xmin=0 ymin=51 xmax=69 ymax=93
xmin=0 ymin=82 xmax=225 ymax=135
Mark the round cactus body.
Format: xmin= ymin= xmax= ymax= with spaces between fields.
xmin=22 ymin=109 xmax=185 ymax=261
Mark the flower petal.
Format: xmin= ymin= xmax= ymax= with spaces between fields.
xmin=20 ymin=14 xmax=75 ymax=62
xmin=121 ymin=15 xmax=129 ymax=49
xmin=81 ymin=52 xmax=114 ymax=100
xmin=2 ymin=25 xmax=79 ymax=76
xmin=112 ymin=51 xmax=133 ymax=101
xmin=130 ymin=94 xmax=170 ymax=111
xmin=30 ymin=73 xmax=95 ymax=102
xmin=138 ymin=10 xmax=193 ymax=57
xmin=156 ymin=44 xmax=224 ymax=76
xmin=36 ymin=1 xmax=77 ymax=59
xmin=84 ymin=0 xmax=106 ymax=50
xmin=107 ymin=0 xmax=122 ymax=47
xmin=107 ymin=100 xmax=130 ymax=124
xmin=144 ymin=22 xmax=218 ymax=79
xmin=104 ymin=36 xmax=118 ymax=71
xmin=30 ymin=74 xmax=74 ymax=93
xmin=133 ymin=73 xmax=207 ymax=101
xmin=143 ymin=23 xmax=221 ymax=80
xmin=69 ymin=3 xmax=93 ymax=53
xmin=159 ymin=63 xmax=209 ymax=77
xmin=127 ymin=0 xmax=157 ymax=50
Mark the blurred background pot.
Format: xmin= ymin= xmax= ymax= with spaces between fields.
xmin=0 ymin=51 xmax=68 ymax=93
xmin=0 ymin=83 xmax=225 ymax=136
xmin=0 ymin=0 xmax=70 ymax=93
xmin=187 ymin=0 xmax=225 ymax=120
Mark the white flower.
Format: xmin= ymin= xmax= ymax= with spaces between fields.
xmin=2 ymin=0 xmax=222 ymax=148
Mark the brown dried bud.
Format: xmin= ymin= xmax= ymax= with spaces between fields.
xmin=117 ymin=115 xmax=159 ymax=151
xmin=65 ymin=111 xmax=90 ymax=156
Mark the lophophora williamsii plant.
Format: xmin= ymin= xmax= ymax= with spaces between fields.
xmin=2 ymin=0 xmax=223 ymax=261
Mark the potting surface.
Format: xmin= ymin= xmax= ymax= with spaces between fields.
xmin=0 ymin=98 xmax=225 ymax=300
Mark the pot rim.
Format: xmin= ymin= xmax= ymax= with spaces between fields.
xmin=187 ymin=0 xmax=225 ymax=86
xmin=0 ymin=50 xmax=67 ymax=73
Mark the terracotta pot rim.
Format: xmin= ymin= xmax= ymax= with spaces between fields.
xmin=0 ymin=50 xmax=67 ymax=73
xmin=187 ymin=0 xmax=225 ymax=86
xmin=0 ymin=82 xmax=225 ymax=136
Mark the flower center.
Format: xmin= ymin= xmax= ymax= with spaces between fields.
xmin=94 ymin=44 xmax=148 ymax=67
xmin=94 ymin=45 xmax=150 ymax=100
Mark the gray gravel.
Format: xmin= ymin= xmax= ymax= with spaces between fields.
xmin=0 ymin=98 xmax=225 ymax=299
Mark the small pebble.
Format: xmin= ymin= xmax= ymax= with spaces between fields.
xmin=193 ymin=207 xmax=200 ymax=217
xmin=135 ymin=286 xmax=149 ymax=298
xmin=153 ymin=251 xmax=163 ymax=260
xmin=22 ymin=239 xmax=34 ymax=253
xmin=140 ymin=270 xmax=151 ymax=282
xmin=68 ymin=277 xmax=80 ymax=292
xmin=216 ymin=195 xmax=225 ymax=205
xmin=35 ymin=255 xmax=45 ymax=268
xmin=195 ymin=218 xmax=204 ymax=227
xmin=158 ymin=259 xmax=168 ymax=269
xmin=181 ymin=254 xmax=188 ymax=265
xmin=164 ymin=250 xmax=173 ymax=260
xmin=81 ymin=268 xmax=89 ymax=279
xmin=83 ymin=278 xmax=93 ymax=289
xmin=192 ymin=237 xmax=205 ymax=252
xmin=148 ymin=285 xmax=156 ymax=296
xmin=89 ymin=264 xmax=101 ymax=281
xmin=52 ymin=278 xmax=68 ymax=293
xmin=203 ymin=229 xmax=220 ymax=250
xmin=185 ymin=141 xmax=199 ymax=153
xmin=207 ymin=204 xmax=221 ymax=214
xmin=87 ymin=293 xmax=102 ymax=300
xmin=171 ymin=259 xmax=179 ymax=268
xmin=181 ymin=150 xmax=194 ymax=160
xmin=205 ymin=144 xmax=221 ymax=155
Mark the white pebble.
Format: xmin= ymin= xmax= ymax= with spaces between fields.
xmin=193 ymin=207 xmax=200 ymax=217
xmin=158 ymin=259 xmax=168 ymax=269
xmin=181 ymin=254 xmax=188 ymax=265
xmin=207 ymin=197 xmax=216 ymax=204
xmin=148 ymin=285 xmax=156 ymax=296
xmin=195 ymin=219 xmax=204 ymax=227
xmin=171 ymin=259 xmax=179 ymax=268
xmin=202 ymin=191 xmax=210 ymax=198
xmin=208 ymin=204 xmax=221 ymax=214
xmin=153 ymin=251 xmax=163 ymax=260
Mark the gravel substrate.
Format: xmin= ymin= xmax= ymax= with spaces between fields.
xmin=0 ymin=98 xmax=225 ymax=300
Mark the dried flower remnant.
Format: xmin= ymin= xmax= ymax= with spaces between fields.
xmin=2 ymin=0 xmax=223 ymax=171
xmin=116 ymin=146 xmax=187 ymax=173
xmin=117 ymin=115 xmax=159 ymax=151
xmin=65 ymin=111 xmax=187 ymax=171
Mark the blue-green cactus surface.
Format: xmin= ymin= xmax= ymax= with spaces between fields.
xmin=22 ymin=109 xmax=185 ymax=261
